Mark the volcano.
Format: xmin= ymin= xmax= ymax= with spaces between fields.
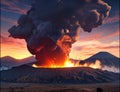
xmin=1 ymin=65 xmax=119 ymax=84
xmin=80 ymin=52 xmax=120 ymax=68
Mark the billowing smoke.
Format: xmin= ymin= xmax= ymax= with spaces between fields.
xmin=101 ymin=65 xmax=120 ymax=73
xmin=8 ymin=0 xmax=111 ymax=67
xmin=78 ymin=60 xmax=120 ymax=73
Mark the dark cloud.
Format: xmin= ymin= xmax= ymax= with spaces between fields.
xmin=8 ymin=0 xmax=111 ymax=66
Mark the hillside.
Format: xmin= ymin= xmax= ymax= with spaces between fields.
xmin=1 ymin=65 xmax=119 ymax=84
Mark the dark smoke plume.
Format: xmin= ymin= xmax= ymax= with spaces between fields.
xmin=8 ymin=0 xmax=111 ymax=66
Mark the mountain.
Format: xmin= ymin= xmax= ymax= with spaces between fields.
xmin=1 ymin=65 xmax=119 ymax=84
xmin=0 ymin=56 xmax=36 ymax=68
xmin=80 ymin=52 xmax=120 ymax=68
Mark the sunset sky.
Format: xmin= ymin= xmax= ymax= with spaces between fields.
xmin=1 ymin=0 xmax=119 ymax=60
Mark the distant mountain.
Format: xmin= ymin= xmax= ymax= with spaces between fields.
xmin=0 ymin=56 xmax=36 ymax=68
xmin=80 ymin=52 xmax=120 ymax=68
xmin=1 ymin=65 xmax=119 ymax=84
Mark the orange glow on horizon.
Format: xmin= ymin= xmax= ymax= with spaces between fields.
xmin=1 ymin=36 xmax=119 ymax=59
xmin=1 ymin=39 xmax=32 ymax=59
xmin=1 ymin=49 xmax=32 ymax=59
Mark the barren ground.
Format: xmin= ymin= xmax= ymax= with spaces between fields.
xmin=1 ymin=82 xmax=119 ymax=92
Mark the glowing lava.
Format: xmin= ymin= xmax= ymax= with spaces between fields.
xmin=64 ymin=59 xmax=74 ymax=67
xmin=32 ymin=60 xmax=101 ymax=69
xmin=32 ymin=59 xmax=74 ymax=68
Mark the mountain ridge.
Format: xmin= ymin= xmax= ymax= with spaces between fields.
xmin=80 ymin=51 xmax=120 ymax=68
xmin=0 ymin=56 xmax=36 ymax=68
xmin=1 ymin=51 xmax=119 ymax=68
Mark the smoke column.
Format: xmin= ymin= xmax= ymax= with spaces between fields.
xmin=8 ymin=0 xmax=111 ymax=67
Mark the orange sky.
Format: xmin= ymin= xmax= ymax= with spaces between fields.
xmin=1 ymin=31 xmax=119 ymax=60
xmin=1 ymin=41 xmax=119 ymax=60
xmin=1 ymin=37 xmax=32 ymax=59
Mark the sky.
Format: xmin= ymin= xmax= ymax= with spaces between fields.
xmin=0 ymin=0 xmax=119 ymax=60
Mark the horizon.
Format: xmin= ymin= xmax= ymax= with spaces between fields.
xmin=1 ymin=51 xmax=119 ymax=60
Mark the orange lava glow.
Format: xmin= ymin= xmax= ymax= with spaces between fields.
xmin=32 ymin=59 xmax=75 ymax=68
xmin=32 ymin=59 xmax=102 ymax=69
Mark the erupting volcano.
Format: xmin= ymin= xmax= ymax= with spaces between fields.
xmin=8 ymin=0 xmax=111 ymax=68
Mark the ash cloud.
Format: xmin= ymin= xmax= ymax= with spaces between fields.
xmin=8 ymin=0 xmax=111 ymax=66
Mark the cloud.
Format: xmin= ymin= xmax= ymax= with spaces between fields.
xmin=79 ymin=32 xmax=103 ymax=41
xmin=1 ymin=16 xmax=17 ymax=25
xmin=98 ymin=45 xmax=119 ymax=49
xmin=79 ymin=28 xmax=119 ymax=42
xmin=0 ymin=34 xmax=25 ymax=47
xmin=102 ymin=30 xmax=119 ymax=39
xmin=1 ymin=0 xmax=30 ymax=14
xmin=73 ymin=40 xmax=119 ymax=49
xmin=70 ymin=40 xmax=119 ymax=59
xmin=104 ymin=14 xmax=119 ymax=24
